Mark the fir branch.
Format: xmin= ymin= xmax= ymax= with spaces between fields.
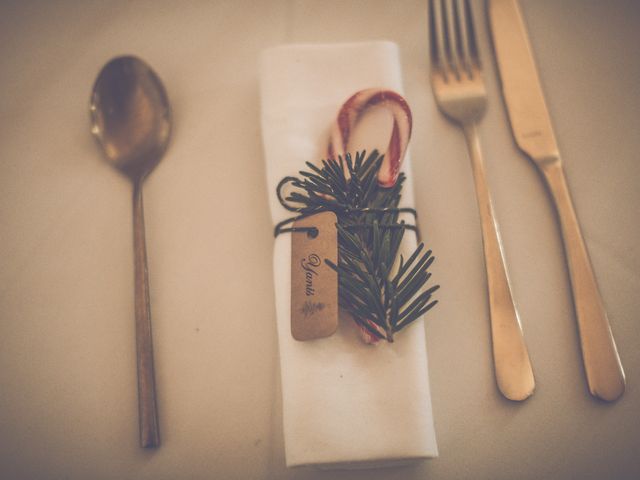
xmin=284 ymin=150 xmax=439 ymax=342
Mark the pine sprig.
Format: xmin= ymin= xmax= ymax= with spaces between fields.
xmin=283 ymin=150 xmax=439 ymax=342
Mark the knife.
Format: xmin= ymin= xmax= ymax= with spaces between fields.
xmin=488 ymin=0 xmax=625 ymax=401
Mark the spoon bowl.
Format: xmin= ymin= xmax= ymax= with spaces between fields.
xmin=90 ymin=55 xmax=171 ymax=448
xmin=90 ymin=55 xmax=171 ymax=180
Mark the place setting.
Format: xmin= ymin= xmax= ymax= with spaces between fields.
xmin=1 ymin=0 xmax=638 ymax=478
xmin=90 ymin=0 xmax=624 ymax=465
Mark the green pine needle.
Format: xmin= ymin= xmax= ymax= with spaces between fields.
xmin=284 ymin=150 xmax=439 ymax=342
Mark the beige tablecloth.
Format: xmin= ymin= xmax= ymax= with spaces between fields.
xmin=1 ymin=1 xmax=639 ymax=479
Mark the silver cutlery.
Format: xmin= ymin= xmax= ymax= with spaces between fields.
xmin=429 ymin=0 xmax=535 ymax=401
xmin=488 ymin=0 xmax=625 ymax=401
xmin=90 ymin=56 xmax=172 ymax=446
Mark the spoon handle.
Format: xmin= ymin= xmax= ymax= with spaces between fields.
xmin=133 ymin=181 xmax=160 ymax=447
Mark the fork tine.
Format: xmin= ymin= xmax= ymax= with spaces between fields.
xmin=428 ymin=0 xmax=439 ymax=68
xmin=462 ymin=0 xmax=480 ymax=67
xmin=429 ymin=0 xmax=451 ymax=80
xmin=451 ymin=0 xmax=465 ymax=58
xmin=444 ymin=0 xmax=462 ymax=78
xmin=455 ymin=0 xmax=472 ymax=77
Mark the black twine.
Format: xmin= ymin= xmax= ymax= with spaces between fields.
xmin=273 ymin=176 xmax=420 ymax=239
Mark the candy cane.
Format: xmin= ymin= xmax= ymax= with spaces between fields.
xmin=327 ymin=88 xmax=412 ymax=188
xmin=327 ymin=89 xmax=413 ymax=344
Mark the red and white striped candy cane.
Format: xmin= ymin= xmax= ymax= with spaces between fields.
xmin=327 ymin=88 xmax=413 ymax=188
xmin=327 ymin=89 xmax=414 ymax=343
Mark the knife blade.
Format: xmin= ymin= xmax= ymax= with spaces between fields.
xmin=488 ymin=0 xmax=625 ymax=401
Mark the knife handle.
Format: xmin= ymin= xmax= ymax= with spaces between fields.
xmin=464 ymin=123 xmax=535 ymax=401
xmin=541 ymin=161 xmax=625 ymax=401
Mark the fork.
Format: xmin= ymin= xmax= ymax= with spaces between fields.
xmin=429 ymin=0 xmax=534 ymax=400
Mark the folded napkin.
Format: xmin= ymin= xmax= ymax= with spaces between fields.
xmin=260 ymin=41 xmax=438 ymax=469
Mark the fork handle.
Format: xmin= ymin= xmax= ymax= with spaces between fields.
xmin=464 ymin=123 xmax=535 ymax=401
xmin=540 ymin=161 xmax=625 ymax=401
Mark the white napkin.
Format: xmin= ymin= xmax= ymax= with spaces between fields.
xmin=260 ymin=41 xmax=438 ymax=469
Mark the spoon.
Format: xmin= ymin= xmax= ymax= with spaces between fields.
xmin=90 ymin=55 xmax=171 ymax=448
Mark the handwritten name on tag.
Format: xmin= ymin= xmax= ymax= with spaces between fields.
xmin=290 ymin=211 xmax=338 ymax=341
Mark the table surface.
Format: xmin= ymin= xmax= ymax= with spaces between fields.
xmin=1 ymin=1 xmax=639 ymax=479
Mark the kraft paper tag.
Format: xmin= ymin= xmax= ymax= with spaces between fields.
xmin=290 ymin=211 xmax=338 ymax=341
